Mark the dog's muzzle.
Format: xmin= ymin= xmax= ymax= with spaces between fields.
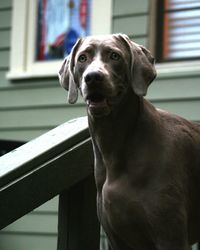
xmin=83 ymin=70 xmax=112 ymax=117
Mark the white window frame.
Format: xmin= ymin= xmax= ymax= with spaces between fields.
xmin=7 ymin=0 xmax=112 ymax=79
xmin=149 ymin=0 xmax=200 ymax=78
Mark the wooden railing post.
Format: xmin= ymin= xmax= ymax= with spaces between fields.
xmin=57 ymin=175 xmax=100 ymax=250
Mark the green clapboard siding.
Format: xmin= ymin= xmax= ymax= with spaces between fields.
xmin=0 ymin=128 xmax=53 ymax=141
xmin=152 ymin=99 xmax=200 ymax=122
xmin=0 ymin=50 xmax=9 ymax=68
xmin=0 ymin=85 xmax=78 ymax=108
xmin=148 ymin=76 xmax=200 ymax=101
xmin=148 ymin=75 xmax=200 ymax=121
xmin=0 ymin=234 xmax=57 ymax=250
xmin=35 ymin=196 xmax=58 ymax=213
xmin=0 ymin=198 xmax=58 ymax=250
xmin=0 ymin=70 xmax=10 ymax=87
xmin=0 ymin=0 xmax=12 ymax=9
xmin=132 ymin=37 xmax=148 ymax=47
xmin=113 ymin=15 xmax=147 ymax=37
xmin=0 ymin=30 xmax=10 ymax=49
xmin=3 ymin=213 xmax=58 ymax=235
xmin=0 ymin=106 xmax=86 ymax=129
xmin=113 ymin=0 xmax=148 ymax=16
xmin=0 ymin=10 xmax=11 ymax=29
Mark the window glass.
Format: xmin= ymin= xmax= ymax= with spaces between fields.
xmin=36 ymin=0 xmax=91 ymax=61
xmin=157 ymin=0 xmax=200 ymax=61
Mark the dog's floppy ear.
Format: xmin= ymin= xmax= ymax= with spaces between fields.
xmin=58 ymin=38 xmax=83 ymax=104
xmin=131 ymin=44 xmax=157 ymax=96
xmin=117 ymin=34 xmax=156 ymax=96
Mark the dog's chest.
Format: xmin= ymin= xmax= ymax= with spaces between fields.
xmin=100 ymin=178 xmax=153 ymax=242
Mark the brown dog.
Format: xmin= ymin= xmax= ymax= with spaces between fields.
xmin=59 ymin=34 xmax=200 ymax=250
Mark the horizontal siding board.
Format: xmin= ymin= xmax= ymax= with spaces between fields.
xmin=0 ymin=78 xmax=60 ymax=89
xmin=0 ymin=234 xmax=57 ymax=250
xmin=0 ymin=106 xmax=86 ymax=129
xmin=113 ymin=15 xmax=147 ymax=36
xmin=33 ymin=197 xmax=58 ymax=213
xmin=0 ymin=86 xmax=74 ymax=108
xmin=148 ymin=76 xmax=200 ymax=122
xmin=0 ymin=10 xmax=11 ymax=29
xmin=0 ymin=50 xmax=9 ymax=68
xmin=148 ymin=76 xmax=200 ymax=101
xmin=0 ymin=0 xmax=12 ymax=9
xmin=0 ymin=70 xmax=10 ymax=87
xmin=0 ymin=30 xmax=10 ymax=49
xmin=113 ymin=0 xmax=148 ymax=16
xmin=2 ymin=213 xmax=57 ymax=234
xmin=0 ymin=128 xmax=51 ymax=141
xmin=131 ymin=36 xmax=148 ymax=47
xmin=152 ymin=99 xmax=200 ymax=121
xmin=1 ymin=75 xmax=199 ymax=107
xmin=9 ymin=78 xmax=59 ymax=87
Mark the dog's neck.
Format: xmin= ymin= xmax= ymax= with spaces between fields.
xmin=88 ymin=90 xmax=141 ymax=162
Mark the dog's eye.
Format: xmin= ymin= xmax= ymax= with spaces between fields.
xmin=110 ymin=52 xmax=120 ymax=61
xmin=78 ymin=54 xmax=87 ymax=63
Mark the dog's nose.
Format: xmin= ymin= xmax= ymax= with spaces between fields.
xmin=84 ymin=71 xmax=104 ymax=85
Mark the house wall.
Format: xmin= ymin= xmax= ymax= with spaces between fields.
xmin=0 ymin=0 xmax=199 ymax=249
xmin=0 ymin=1 xmax=86 ymax=142
xmin=0 ymin=0 xmax=76 ymax=249
xmin=0 ymin=198 xmax=58 ymax=250
xmin=112 ymin=0 xmax=200 ymax=122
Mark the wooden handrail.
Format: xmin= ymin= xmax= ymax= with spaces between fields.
xmin=0 ymin=117 xmax=89 ymax=188
xmin=0 ymin=116 xmax=100 ymax=250
xmin=0 ymin=117 xmax=94 ymax=229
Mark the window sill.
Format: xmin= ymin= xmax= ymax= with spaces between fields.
xmin=6 ymin=70 xmax=58 ymax=80
xmin=6 ymin=60 xmax=61 ymax=80
xmin=156 ymin=60 xmax=200 ymax=79
xmin=7 ymin=61 xmax=200 ymax=81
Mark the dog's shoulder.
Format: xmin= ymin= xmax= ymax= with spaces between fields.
xmin=156 ymin=107 xmax=200 ymax=146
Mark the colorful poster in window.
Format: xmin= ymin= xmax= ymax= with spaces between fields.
xmin=36 ymin=0 xmax=91 ymax=61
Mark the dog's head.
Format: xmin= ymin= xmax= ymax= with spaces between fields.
xmin=59 ymin=34 xmax=156 ymax=117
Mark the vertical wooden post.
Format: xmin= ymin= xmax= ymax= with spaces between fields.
xmin=57 ymin=175 xmax=100 ymax=250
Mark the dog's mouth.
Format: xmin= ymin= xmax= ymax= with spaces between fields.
xmin=86 ymin=94 xmax=107 ymax=106
xmin=86 ymin=93 xmax=111 ymax=117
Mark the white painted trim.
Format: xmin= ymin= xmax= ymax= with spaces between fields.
xmin=8 ymin=0 xmax=28 ymax=76
xmin=91 ymin=0 xmax=112 ymax=35
xmin=7 ymin=0 xmax=113 ymax=80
